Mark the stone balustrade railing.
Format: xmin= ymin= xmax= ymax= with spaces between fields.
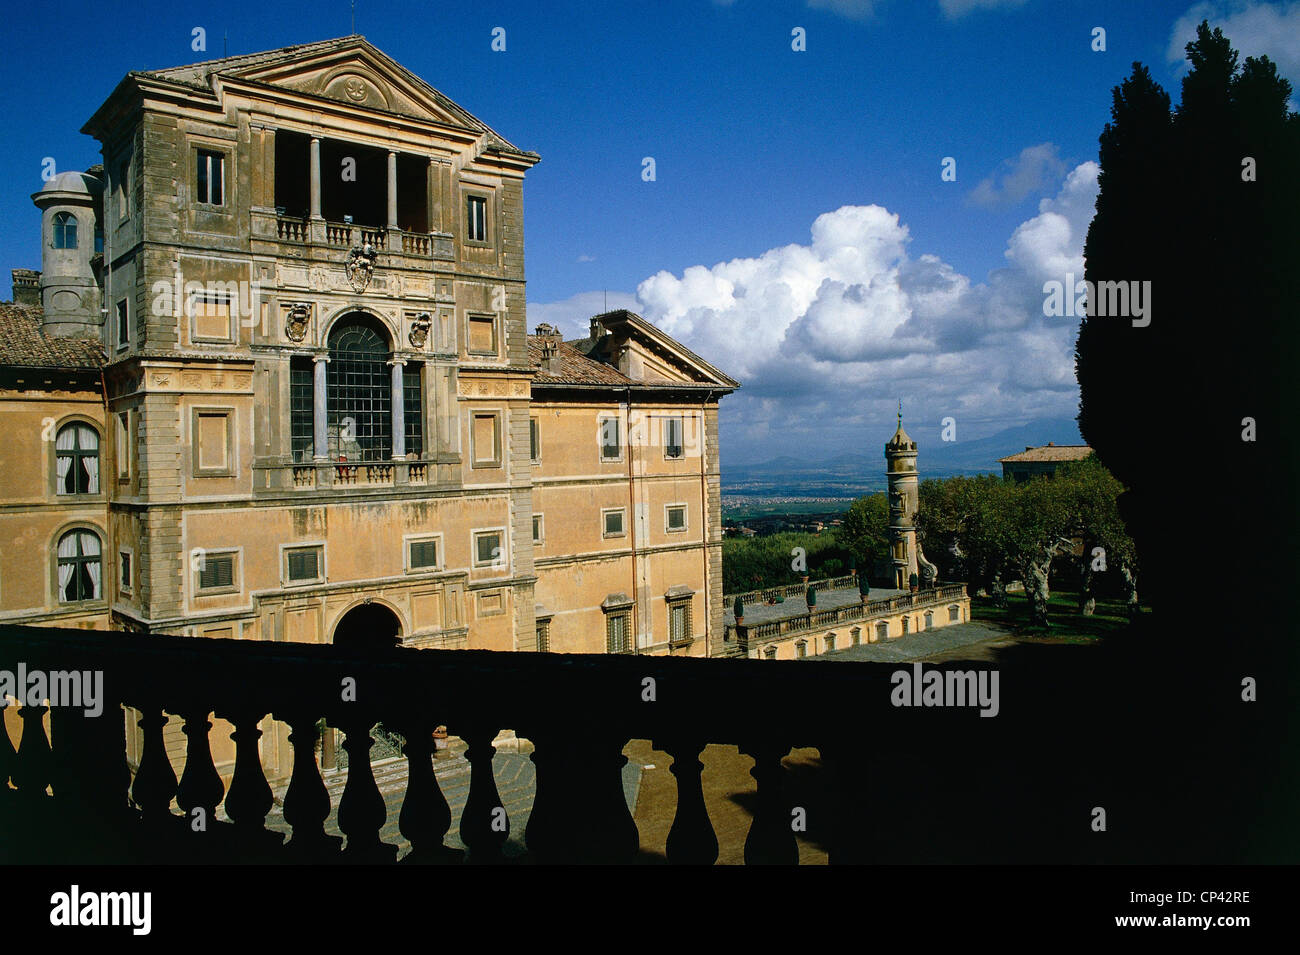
xmin=731 ymin=583 xmax=968 ymax=646
xmin=266 ymin=214 xmax=453 ymax=260
xmin=267 ymin=460 xmax=434 ymax=493
xmin=725 ymin=574 xmax=860 ymax=608
xmin=0 ymin=621 xmax=1003 ymax=865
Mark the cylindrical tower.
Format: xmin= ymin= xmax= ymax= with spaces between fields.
xmin=885 ymin=409 xmax=920 ymax=590
xmin=31 ymin=170 xmax=103 ymax=338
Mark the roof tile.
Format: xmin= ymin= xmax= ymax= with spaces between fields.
xmin=0 ymin=303 xmax=105 ymax=371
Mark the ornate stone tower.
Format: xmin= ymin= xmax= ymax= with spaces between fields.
xmin=885 ymin=407 xmax=920 ymax=589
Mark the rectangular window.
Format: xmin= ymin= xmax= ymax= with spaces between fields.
xmin=666 ymin=505 xmax=687 ymax=533
xmin=117 ymin=158 xmax=130 ymax=220
xmin=529 ymin=417 xmax=540 ymax=462
xmin=600 ymin=417 xmax=621 ymax=461
xmin=466 ymin=195 xmax=487 ymax=242
xmin=536 ymin=621 xmax=550 ymax=652
xmin=606 ymin=613 xmax=630 ymax=654
xmin=663 ymin=417 xmax=684 ymax=459
xmin=116 ymin=412 xmax=130 ymax=480
xmin=603 ymin=508 xmax=625 ymax=538
xmin=285 ymin=546 xmax=323 ymax=584
xmin=474 ymin=530 xmax=503 ymax=567
xmin=290 ymin=359 xmax=313 ymax=462
xmin=409 ymin=538 xmax=438 ymax=570
xmin=471 ymin=412 xmax=500 ymax=467
xmin=467 ymin=315 xmax=496 ymax=354
xmin=196 ymin=150 xmax=224 ymax=205
xmin=403 ymin=364 xmax=424 ymax=457
xmin=669 ymin=602 xmax=689 ymax=643
xmin=119 ymin=552 xmax=132 ymax=596
xmin=795 ymin=641 xmax=807 ymax=659
xmin=190 ymin=293 xmax=232 ymax=341
xmin=949 ymin=605 xmax=960 ymax=622
xmin=192 ymin=410 xmax=233 ymax=477
xmin=532 ymin=514 xmax=544 ymax=544
xmin=116 ymin=300 xmax=129 ymax=347
xmin=826 ymin=633 xmax=836 ymax=652
xmin=196 ymin=553 xmax=236 ymax=592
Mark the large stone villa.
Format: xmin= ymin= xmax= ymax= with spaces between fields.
xmin=0 ymin=36 xmax=967 ymax=778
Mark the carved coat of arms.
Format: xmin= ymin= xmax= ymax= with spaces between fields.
xmin=285 ymin=304 xmax=311 ymax=342
xmin=409 ymin=312 xmax=432 ymax=348
xmin=346 ymin=243 xmax=379 ymax=293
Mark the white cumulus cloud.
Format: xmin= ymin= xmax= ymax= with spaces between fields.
xmin=528 ymin=162 xmax=1100 ymax=459
xmin=1167 ymin=1 xmax=1300 ymax=78
xmin=968 ymin=143 xmax=1068 ymax=208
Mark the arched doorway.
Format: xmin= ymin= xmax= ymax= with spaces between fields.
xmin=323 ymin=601 xmax=402 ymax=769
xmin=332 ymin=600 xmax=402 ymax=650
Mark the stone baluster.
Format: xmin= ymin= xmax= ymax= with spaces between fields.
xmin=524 ymin=729 xmax=639 ymax=864
xmin=740 ymin=742 xmax=799 ymax=865
xmin=130 ymin=706 xmax=177 ymax=823
xmin=458 ymin=723 xmax=508 ymax=862
xmin=278 ymin=713 xmax=340 ymax=860
xmin=659 ymin=738 xmax=718 ymax=865
xmin=337 ymin=713 xmax=396 ymax=862
xmin=523 ymin=732 xmax=562 ymax=862
xmin=221 ymin=708 xmax=281 ymax=856
xmin=397 ymin=721 xmax=453 ymax=862
xmin=13 ymin=703 xmax=52 ymax=802
xmin=176 ymin=708 xmax=226 ymax=840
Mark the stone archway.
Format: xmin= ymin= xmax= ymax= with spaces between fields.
xmin=322 ymin=600 xmax=403 ymax=770
xmin=332 ymin=599 xmax=402 ymax=650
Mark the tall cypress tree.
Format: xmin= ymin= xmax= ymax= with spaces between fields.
xmin=1076 ymin=22 xmax=1300 ymax=614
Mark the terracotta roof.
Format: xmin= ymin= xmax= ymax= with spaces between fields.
xmin=998 ymin=444 xmax=1092 ymax=464
xmin=527 ymin=336 xmax=633 ymax=386
xmin=0 ymin=303 xmax=105 ymax=371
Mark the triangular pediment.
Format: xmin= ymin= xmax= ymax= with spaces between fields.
xmin=143 ymin=37 xmax=531 ymax=154
xmin=585 ymin=311 xmax=740 ymax=389
xmin=237 ymin=45 xmax=470 ymax=127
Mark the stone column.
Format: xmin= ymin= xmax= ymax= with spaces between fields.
xmin=426 ymin=157 xmax=437 ymax=234
xmin=309 ymin=137 xmax=322 ymax=220
xmin=390 ymin=359 xmax=405 ymax=459
xmin=313 ymin=355 xmax=329 ymax=459
xmin=424 ymin=359 xmax=437 ymax=457
xmin=387 ymin=151 xmax=399 ymax=230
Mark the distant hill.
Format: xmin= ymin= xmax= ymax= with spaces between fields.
xmin=723 ymin=416 xmax=1084 ymax=492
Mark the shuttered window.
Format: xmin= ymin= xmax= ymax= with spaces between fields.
xmin=197 ymin=553 xmax=235 ymax=591
xmin=286 ymin=547 xmax=322 ymax=582
xmin=409 ymin=539 xmax=438 ymax=570
xmin=606 ymin=613 xmax=630 ymax=654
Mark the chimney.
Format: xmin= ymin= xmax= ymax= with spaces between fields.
xmin=1025 ymin=446 xmax=1033 ymax=452
xmin=535 ymin=323 xmax=562 ymax=373
xmin=590 ymin=316 xmax=604 ymax=341
xmin=1047 ymin=441 xmax=1055 ymax=447
xmin=11 ymin=269 xmax=40 ymax=306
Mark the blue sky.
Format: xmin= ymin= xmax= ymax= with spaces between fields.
xmin=3 ymin=0 xmax=1297 ymax=464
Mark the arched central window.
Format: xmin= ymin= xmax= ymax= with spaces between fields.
xmin=55 ymin=423 xmax=99 ymax=495
xmin=327 ymin=316 xmax=391 ymax=462
xmin=57 ymin=529 xmax=102 ymax=602
xmin=53 ymin=211 xmax=78 ymax=249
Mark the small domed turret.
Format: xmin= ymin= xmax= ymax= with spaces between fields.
xmin=32 ymin=170 xmax=103 ymax=338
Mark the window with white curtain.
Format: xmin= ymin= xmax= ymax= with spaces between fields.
xmin=57 ymin=529 xmax=102 ymax=602
xmin=55 ymin=423 xmax=99 ymax=495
